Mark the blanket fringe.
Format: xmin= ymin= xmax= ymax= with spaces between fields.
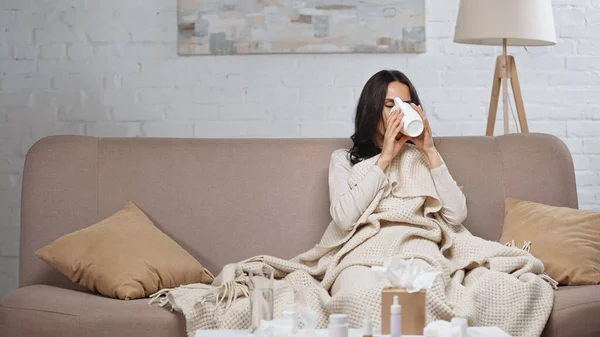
xmin=540 ymin=272 xmax=559 ymax=290
xmin=215 ymin=280 xmax=250 ymax=313
xmin=148 ymin=288 xmax=174 ymax=310
xmin=504 ymin=240 xmax=559 ymax=290
xmin=148 ymin=265 xmax=250 ymax=317
xmin=504 ymin=239 xmax=531 ymax=253
xmin=208 ymin=278 xmax=250 ymax=314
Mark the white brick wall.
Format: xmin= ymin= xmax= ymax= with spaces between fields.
xmin=0 ymin=0 xmax=599 ymax=297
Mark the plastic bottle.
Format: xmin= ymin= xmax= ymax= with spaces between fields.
xmin=328 ymin=314 xmax=349 ymax=337
xmin=390 ymin=295 xmax=402 ymax=337
xmin=362 ymin=311 xmax=373 ymax=337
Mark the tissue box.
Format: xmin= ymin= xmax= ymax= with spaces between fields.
xmin=381 ymin=288 xmax=426 ymax=335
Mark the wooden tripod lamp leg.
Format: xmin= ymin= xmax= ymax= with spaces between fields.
xmin=502 ymin=64 xmax=509 ymax=134
xmin=486 ymin=57 xmax=502 ymax=137
xmin=508 ymin=57 xmax=529 ymax=133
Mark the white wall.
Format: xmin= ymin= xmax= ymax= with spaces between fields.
xmin=1 ymin=0 xmax=599 ymax=297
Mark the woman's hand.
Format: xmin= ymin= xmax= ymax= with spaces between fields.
xmin=406 ymin=103 xmax=441 ymax=168
xmin=376 ymin=108 xmax=410 ymax=171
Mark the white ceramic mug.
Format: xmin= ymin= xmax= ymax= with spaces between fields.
xmin=392 ymin=97 xmax=424 ymax=137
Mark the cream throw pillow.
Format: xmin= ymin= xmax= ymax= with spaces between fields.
xmin=500 ymin=197 xmax=600 ymax=286
xmin=35 ymin=201 xmax=214 ymax=300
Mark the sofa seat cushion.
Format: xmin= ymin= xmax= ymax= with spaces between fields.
xmin=0 ymin=285 xmax=185 ymax=337
xmin=542 ymin=285 xmax=600 ymax=337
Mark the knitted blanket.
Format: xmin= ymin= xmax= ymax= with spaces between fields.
xmin=150 ymin=146 xmax=556 ymax=337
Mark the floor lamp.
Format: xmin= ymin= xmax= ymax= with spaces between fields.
xmin=453 ymin=0 xmax=557 ymax=136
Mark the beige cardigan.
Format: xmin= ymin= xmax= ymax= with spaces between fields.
xmin=328 ymin=148 xmax=468 ymax=230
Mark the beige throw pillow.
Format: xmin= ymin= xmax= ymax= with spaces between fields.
xmin=500 ymin=197 xmax=600 ymax=286
xmin=35 ymin=201 xmax=214 ymax=300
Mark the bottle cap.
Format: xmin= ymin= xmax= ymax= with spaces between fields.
xmin=391 ymin=295 xmax=401 ymax=314
xmin=362 ymin=311 xmax=373 ymax=335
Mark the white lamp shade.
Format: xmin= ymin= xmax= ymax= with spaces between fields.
xmin=454 ymin=0 xmax=557 ymax=46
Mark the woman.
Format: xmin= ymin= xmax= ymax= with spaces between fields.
xmin=323 ymin=71 xmax=552 ymax=337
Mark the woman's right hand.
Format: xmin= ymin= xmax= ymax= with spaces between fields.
xmin=376 ymin=109 xmax=410 ymax=171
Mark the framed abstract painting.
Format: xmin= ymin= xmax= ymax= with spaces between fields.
xmin=178 ymin=0 xmax=426 ymax=55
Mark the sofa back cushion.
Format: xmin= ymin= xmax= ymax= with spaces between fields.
xmin=19 ymin=133 xmax=577 ymax=288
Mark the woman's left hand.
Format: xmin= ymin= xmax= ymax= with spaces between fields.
xmin=406 ymin=103 xmax=435 ymax=153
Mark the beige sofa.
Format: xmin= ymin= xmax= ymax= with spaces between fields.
xmin=1 ymin=133 xmax=599 ymax=337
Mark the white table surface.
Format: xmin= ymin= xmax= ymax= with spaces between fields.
xmin=195 ymin=329 xmax=421 ymax=337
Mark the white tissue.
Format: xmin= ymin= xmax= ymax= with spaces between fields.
xmin=253 ymin=303 xmax=318 ymax=337
xmin=254 ymin=318 xmax=295 ymax=337
xmin=371 ymin=257 xmax=439 ymax=292
xmin=423 ymin=318 xmax=513 ymax=337
xmin=254 ymin=304 xmax=321 ymax=337
xmin=253 ymin=305 xmax=356 ymax=337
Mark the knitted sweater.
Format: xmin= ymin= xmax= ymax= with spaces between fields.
xmin=328 ymin=148 xmax=467 ymax=230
